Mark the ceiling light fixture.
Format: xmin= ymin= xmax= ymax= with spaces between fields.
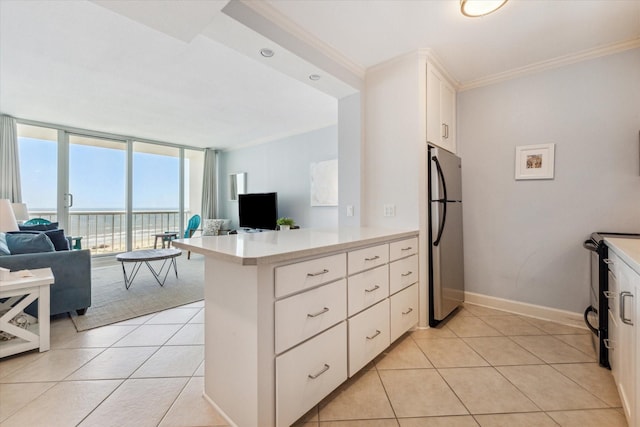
xmin=460 ymin=0 xmax=508 ymax=17
xmin=260 ymin=48 xmax=274 ymax=58
xmin=309 ymin=74 xmax=321 ymax=81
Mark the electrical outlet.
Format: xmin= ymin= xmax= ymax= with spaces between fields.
xmin=346 ymin=205 xmax=354 ymax=217
xmin=383 ymin=204 xmax=395 ymax=217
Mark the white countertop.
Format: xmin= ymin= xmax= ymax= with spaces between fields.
xmin=605 ymin=237 xmax=640 ymax=275
xmin=172 ymin=227 xmax=418 ymax=265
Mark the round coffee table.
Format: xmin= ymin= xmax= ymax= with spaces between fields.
xmin=115 ymin=248 xmax=182 ymax=289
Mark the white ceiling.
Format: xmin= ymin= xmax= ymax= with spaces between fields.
xmin=1 ymin=0 xmax=638 ymax=150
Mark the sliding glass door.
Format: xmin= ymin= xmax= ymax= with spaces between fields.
xmin=68 ymin=134 xmax=127 ymax=254
xmin=16 ymin=122 xmax=203 ymax=256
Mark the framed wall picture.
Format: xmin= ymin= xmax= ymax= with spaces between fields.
xmin=310 ymin=159 xmax=338 ymax=206
xmin=514 ymin=143 xmax=555 ymax=180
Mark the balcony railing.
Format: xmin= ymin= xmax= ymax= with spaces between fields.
xmin=29 ymin=210 xmax=190 ymax=255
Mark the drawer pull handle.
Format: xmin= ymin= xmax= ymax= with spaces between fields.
xmin=365 ymin=255 xmax=380 ymax=261
xmin=603 ymin=258 xmax=614 ymax=265
xmin=307 ymin=307 xmax=329 ymax=318
xmin=308 ymin=364 xmax=330 ymax=379
xmin=620 ymin=291 xmax=634 ymax=325
xmin=401 ymin=271 xmax=413 ymax=277
xmin=402 ymin=307 xmax=414 ymax=315
xmin=603 ymin=291 xmax=616 ymax=299
xmin=365 ymin=285 xmax=380 ymax=293
xmin=307 ymin=269 xmax=329 ymax=277
xmin=604 ymin=338 xmax=615 ymax=350
xmin=366 ymin=329 xmax=381 ymax=340
xmin=401 ymin=246 xmax=413 ymax=251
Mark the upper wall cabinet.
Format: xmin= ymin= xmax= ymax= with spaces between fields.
xmin=426 ymin=63 xmax=456 ymax=154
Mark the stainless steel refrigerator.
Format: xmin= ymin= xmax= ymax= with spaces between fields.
xmin=428 ymin=146 xmax=465 ymax=326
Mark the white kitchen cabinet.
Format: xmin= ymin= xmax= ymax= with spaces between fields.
xmin=390 ymin=283 xmax=419 ymax=342
xmin=275 ymin=279 xmax=347 ymax=354
xmin=276 ymin=322 xmax=347 ymax=427
xmin=426 ymin=63 xmax=456 ymax=154
xmin=605 ymin=239 xmax=639 ymax=427
xmin=174 ymin=229 xmax=419 ymax=427
xmin=348 ymin=299 xmax=390 ymax=376
xmin=616 ymin=257 xmax=636 ymax=426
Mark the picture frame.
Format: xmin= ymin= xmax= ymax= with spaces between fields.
xmin=514 ymin=143 xmax=555 ymax=180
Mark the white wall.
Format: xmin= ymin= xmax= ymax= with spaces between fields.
xmin=363 ymin=52 xmax=425 ymax=229
xmin=218 ymin=125 xmax=338 ymax=229
xmin=458 ymin=48 xmax=640 ymax=313
xmin=338 ymin=93 xmax=363 ymax=227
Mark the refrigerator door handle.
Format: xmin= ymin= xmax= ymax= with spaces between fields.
xmin=432 ymin=155 xmax=447 ymax=247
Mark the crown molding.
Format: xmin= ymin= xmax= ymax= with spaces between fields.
xmin=459 ymin=38 xmax=640 ymax=91
xmin=235 ymin=0 xmax=365 ymax=79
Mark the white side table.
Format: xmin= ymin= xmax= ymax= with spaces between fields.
xmin=0 ymin=268 xmax=54 ymax=358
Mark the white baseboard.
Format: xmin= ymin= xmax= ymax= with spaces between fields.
xmin=203 ymin=392 xmax=238 ymax=427
xmin=464 ymin=291 xmax=587 ymax=330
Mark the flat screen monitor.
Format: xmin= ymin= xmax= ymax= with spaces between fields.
xmin=238 ymin=192 xmax=278 ymax=230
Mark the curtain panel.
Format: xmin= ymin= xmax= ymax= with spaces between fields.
xmin=201 ymin=148 xmax=217 ymax=220
xmin=0 ymin=115 xmax=22 ymax=202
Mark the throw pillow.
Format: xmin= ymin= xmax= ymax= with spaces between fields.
xmin=6 ymin=233 xmax=55 ymax=254
xmin=7 ymin=230 xmax=70 ymax=251
xmin=18 ymin=222 xmax=59 ymax=231
xmin=202 ymin=219 xmax=224 ymax=236
xmin=0 ymin=233 xmax=10 ymax=255
xmin=44 ymin=229 xmax=70 ymax=251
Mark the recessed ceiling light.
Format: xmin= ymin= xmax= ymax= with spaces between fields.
xmin=460 ymin=0 xmax=508 ymax=17
xmin=260 ymin=48 xmax=274 ymax=58
xmin=309 ymin=74 xmax=321 ymax=81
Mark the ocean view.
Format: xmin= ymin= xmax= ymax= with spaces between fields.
xmin=30 ymin=209 xmax=190 ymax=254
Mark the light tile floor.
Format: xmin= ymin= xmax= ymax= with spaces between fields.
xmin=0 ymin=302 xmax=629 ymax=427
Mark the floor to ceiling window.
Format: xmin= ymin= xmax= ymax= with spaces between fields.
xmin=16 ymin=122 xmax=204 ymax=256
xmin=68 ymin=134 xmax=127 ymax=254
xmin=132 ymin=142 xmax=180 ymax=249
xmin=17 ymin=124 xmax=58 ymax=221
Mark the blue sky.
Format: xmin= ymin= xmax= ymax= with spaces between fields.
xmin=19 ymin=137 xmax=183 ymax=211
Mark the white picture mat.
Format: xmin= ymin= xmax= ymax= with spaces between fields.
xmin=310 ymin=159 xmax=338 ymax=206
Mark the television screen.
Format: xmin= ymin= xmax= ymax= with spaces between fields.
xmin=238 ymin=192 xmax=278 ymax=230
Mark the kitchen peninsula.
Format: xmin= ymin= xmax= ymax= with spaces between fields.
xmin=173 ymin=227 xmax=419 ymax=427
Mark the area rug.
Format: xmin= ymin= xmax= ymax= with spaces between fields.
xmin=70 ymin=254 xmax=204 ymax=331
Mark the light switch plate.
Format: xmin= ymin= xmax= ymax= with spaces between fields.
xmin=383 ymin=204 xmax=395 ymax=217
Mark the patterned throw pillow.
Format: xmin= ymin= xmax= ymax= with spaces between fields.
xmin=202 ymin=219 xmax=225 ymax=236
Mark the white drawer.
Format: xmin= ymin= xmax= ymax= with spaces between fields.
xmin=275 ymin=279 xmax=347 ymax=354
xmin=390 ymin=283 xmax=419 ymax=342
xmin=275 ymin=253 xmax=346 ymax=298
xmin=390 ymin=237 xmax=418 ymax=261
xmin=348 ymin=243 xmax=389 ymax=275
xmin=390 ymin=254 xmax=418 ymax=294
xmin=276 ymin=322 xmax=347 ymax=427
xmin=348 ymin=299 xmax=390 ymax=377
xmin=347 ymin=265 xmax=389 ymax=316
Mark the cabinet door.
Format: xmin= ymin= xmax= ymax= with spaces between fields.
xmin=440 ymin=80 xmax=456 ymax=153
xmin=275 ymin=279 xmax=347 ymax=354
xmin=426 ymin=67 xmax=442 ymax=146
xmin=390 ymin=283 xmax=419 ymax=342
xmin=426 ymin=65 xmax=456 ymax=154
xmin=276 ymin=322 xmax=347 ymax=427
xmin=348 ymin=299 xmax=390 ymax=377
xmin=617 ymin=260 xmax=636 ymax=426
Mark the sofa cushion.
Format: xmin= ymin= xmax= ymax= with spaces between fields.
xmin=6 ymin=233 xmax=55 ymax=254
xmin=0 ymin=233 xmax=10 ymax=255
xmin=18 ymin=222 xmax=59 ymax=231
xmin=8 ymin=230 xmax=70 ymax=251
